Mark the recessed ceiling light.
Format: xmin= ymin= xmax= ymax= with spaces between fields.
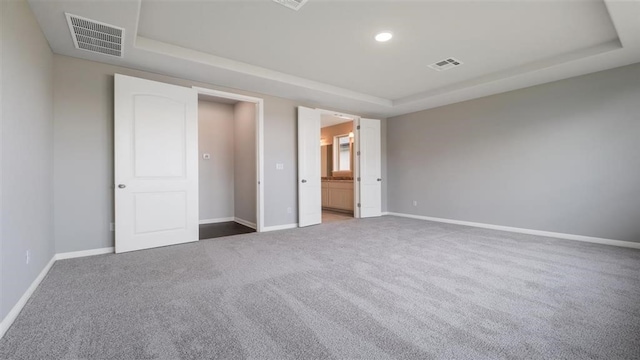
xmin=375 ymin=32 xmax=393 ymax=42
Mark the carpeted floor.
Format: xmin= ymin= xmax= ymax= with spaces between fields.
xmin=1 ymin=216 xmax=639 ymax=359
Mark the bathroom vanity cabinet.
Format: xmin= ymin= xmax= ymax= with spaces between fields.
xmin=321 ymin=180 xmax=354 ymax=212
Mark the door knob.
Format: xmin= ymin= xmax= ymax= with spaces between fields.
xmin=377 ymin=178 xmax=382 ymax=182
xmin=301 ymin=179 xmax=307 ymax=183
xmin=118 ymin=184 xmax=126 ymax=189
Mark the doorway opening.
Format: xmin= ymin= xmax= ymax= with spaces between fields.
xmin=194 ymin=87 xmax=264 ymax=238
xmin=297 ymin=106 xmax=382 ymax=228
xmin=321 ymin=114 xmax=355 ymax=223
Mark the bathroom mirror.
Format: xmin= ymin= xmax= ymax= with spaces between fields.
xmin=334 ymin=135 xmax=351 ymax=171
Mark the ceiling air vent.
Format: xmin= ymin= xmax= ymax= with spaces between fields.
xmin=65 ymin=13 xmax=124 ymax=58
xmin=428 ymin=57 xmax=463 ymax=72
xmin=273 ymin=0 xmax=309 ymax=11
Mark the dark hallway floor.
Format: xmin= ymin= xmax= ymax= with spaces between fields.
xmin=199 ymin=221 xmax=255 ymax=240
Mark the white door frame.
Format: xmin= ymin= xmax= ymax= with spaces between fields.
xmin=354 ymin=117 xmax=362 ymax=219
xmin=316 ymin=108 xmax=362 ymax=218
xmin=192 ymin=86 xmax=265 ymax=232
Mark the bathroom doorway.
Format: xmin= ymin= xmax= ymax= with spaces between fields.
xmin=298 ymin=107 xmax=382 ymax=227
xmin=320 ymin=115 xmax=355 ymax=223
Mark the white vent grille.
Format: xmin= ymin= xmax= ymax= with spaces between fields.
xmin=428 ymin=57 xmax=463 ymax=72
xmin=273 ymin=0 xmax=309 ymax=11
xmin=65 ymin=13 xmax=124 ymax=58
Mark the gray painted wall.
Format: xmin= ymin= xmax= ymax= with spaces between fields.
xmin=198 ymin=100 xmax=235 ymax=221
xmin=388 ymin=63 xmax=640 ymax=243
xmin=53 ymin=55 xmax=388 ymax=253
xmin=234 ymin=102 xmax=257 ymax=224
xmin=1 ymin=0 xmax=54 ymax=320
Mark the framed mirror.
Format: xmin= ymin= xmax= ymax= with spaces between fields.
xmin=331 ymin=132 xmax=354 ymax=176
xmin=334 ymin=134 xmax=351 ymax=171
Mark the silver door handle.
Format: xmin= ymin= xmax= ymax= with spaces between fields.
xmin=301 ymin=179 xmax=307 ymax=183
xmin=118 ymin=184 xmax=126 ymax=189
xmin=377 ymin=178 xmax=382 ymax=182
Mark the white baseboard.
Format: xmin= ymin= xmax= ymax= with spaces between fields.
xmin=0 ymin=255 xmax=56 ymax=340
xmin=387 ymin=212 xmax=640 ymax=249
xmin=199 ymin=217 xmax=234 ymax=225
xmin=234 ymin=217 xmax=257 ymax=230
xmin=381 ymin=212 xmax=390 ymax=216
xmin=55 ymin=247 xmax=114 ymax=260
xmin=263 ymin=223 xmax=298 ymax=232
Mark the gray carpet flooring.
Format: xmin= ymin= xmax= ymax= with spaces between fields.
xmin=1 ymin=216 xmax=639 ymax=359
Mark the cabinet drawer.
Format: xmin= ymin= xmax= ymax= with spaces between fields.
xmin=328 ymin=181 xmax=353 ymax=190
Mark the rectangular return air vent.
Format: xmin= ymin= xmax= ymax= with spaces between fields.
xmin=428 ymin=57 xmax=463 ymax=72
xmin=273 ymin=0 xmax=309 ymax=11
xmin=65 ymin=13 xmax=124 ymax=58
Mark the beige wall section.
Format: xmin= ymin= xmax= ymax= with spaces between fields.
xmin=320 ymin=146 xmax=332 ymax=178
xmin=1 ymin=0 xmax=54 ymax=320
xmin=321 ymin=122 xmax=353 ymax=142
xmin=388 ymin=63 xmax=640 ymax=243
xmin=233 ymin=102 xmax=257 ymax=224
xmin=198 ymin=100 xmax=235 ymax=222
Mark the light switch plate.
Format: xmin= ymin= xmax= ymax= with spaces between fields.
xmin=276 ymin=163 xmax=284 ymax=170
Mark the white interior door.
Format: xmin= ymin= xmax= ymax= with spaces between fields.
xmin=297 ymin=106 xmax=322 ymax=227
xmin=358 ymin=118 xmax=382 ymax=218
xmin=114 ymin=74 xmax=199 ymax=253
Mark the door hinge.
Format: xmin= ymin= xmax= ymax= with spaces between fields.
xmin=357 ymin=177 xmax=361 ymax=181
xmin=357 ymin=125 xmax=361 ymax=130
xmin=357 ymin=151 xmax=361 ymax=156
xmin=357 ymin=203 xmax=361 ymax=208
